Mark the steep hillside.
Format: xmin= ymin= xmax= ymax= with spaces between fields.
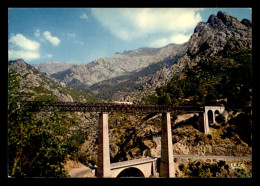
xmin=8 ymin=11 xmax=252 ymax=178
xmin=141 ymin=11 xmax=252 ymax=92
xmin=134 ymin=12 xmax=252 ymax=104
xmin=89 ymin=11 xmax=252 ymax=177
xmin=88 ymin=43 xmax=187 ymax=101
xmin=9 ymin=59 xmax=97 ymax=103
xmin=8 ymin=59 xmax=100 ymax=177
xmin=49 ymin=43 xmax=187 ymax=92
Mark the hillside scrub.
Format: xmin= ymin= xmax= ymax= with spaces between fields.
xmin=152 ymin=49 xmax=252 ymax=109
xmin=8 ymin=66 xmax=96 ymax=177
xmin=8 ymin=94 xmax=68 ymax=177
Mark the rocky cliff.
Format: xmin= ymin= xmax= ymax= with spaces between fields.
xmin=44 ymin=43 xmax=187 ymax=94
xmin=8 ymin=59 xmax=97 ymax=103
xmin=187 ymin=11 xmax=252 ymax=58
xmin=141 ymin=11 xmax=252 ymax=91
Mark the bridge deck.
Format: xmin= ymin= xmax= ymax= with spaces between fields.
xmin=110 ymin=157 xmax=157 ymax=170
xmin=21 ymin=101 xmax=205 ymax=113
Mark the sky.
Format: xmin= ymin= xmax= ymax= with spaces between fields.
xmin=8 ymin=8 xmax=252 ymax=65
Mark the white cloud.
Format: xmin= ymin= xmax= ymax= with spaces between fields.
xmin=80 ymin=13 xmax=88 ymax=20
xmin=8 ymin=49 xmax=40 ymax=61
xmin=149 ymin=33 xmax=191 ymax=47
xmin=91 ymin=8 xmax=202 ymax=42
xmin=43 ymin=31 xmax=61 ymax=46
xmin=149 ymin=38 xmax=169 ymax=48
xmin=169 ymin=33 xmax=191 ymax=44
xmin=9 ymin=33 xmax=40 ymax=51
xmin=8 ymin=33 xmax=41 ymax=61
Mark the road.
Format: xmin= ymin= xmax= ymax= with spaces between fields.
xmin=69 ymin=166 xmax=95 ymax=178
xmin=68 ymin=155 xmax=251 ymax=177
xmin=152 ymin=155 xmax=251 ymax=160
xmin=173 ymin=155 xmax=251 ymax=160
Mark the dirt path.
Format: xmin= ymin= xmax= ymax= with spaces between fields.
xmin=69 ymin=166 xmax=95 ymax=178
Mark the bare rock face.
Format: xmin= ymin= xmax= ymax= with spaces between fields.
xmin=142 ymin=11 xmax=252 ymax=92
xmin=49 ymin=43 xmax=187 ymax=91
xmin=8 ymin=59 xmax=95 ymax=102
xmin=187 ymin=11 xmax=252 ymax=58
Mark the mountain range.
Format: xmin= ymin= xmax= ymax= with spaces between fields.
xmin=33 ymin=11 xmax=252 ymax=102
xmin=34 ymin=61 xmax=80 ymax=75
xmin=8 ymin=11 xmax=252 ymax=178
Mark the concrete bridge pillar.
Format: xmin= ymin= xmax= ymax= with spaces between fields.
xmin=203 ymin=112 xmax=210 ymax=134
xmin=97 ymin=112 xmax=111 ymax=177
xmin=160 ymin=112 xmax=175 ymax=178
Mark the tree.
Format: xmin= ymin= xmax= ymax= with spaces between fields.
xmin=8 ymin=96 xmax=69 ymax=177
xmin=8 ymin=70 xmax=69 ymax=177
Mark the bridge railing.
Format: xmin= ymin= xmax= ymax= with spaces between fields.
xmin=21 ymin=101 xmax=205 ymax=113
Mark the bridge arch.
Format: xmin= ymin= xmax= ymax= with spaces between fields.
xmin=204 ymin=106 xmax=225 ymax=134
xmin=116 ymin=167 xmax=145 ymax=178
xmin=207 ymin=110 xmax=214 ymax=124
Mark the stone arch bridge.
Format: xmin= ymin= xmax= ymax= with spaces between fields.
xmin=23 ymin=101 xmax=225 ymax=178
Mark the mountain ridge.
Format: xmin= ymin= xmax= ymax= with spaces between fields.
xmin=31 ymin=11 xmax=251 ymax=103
xmin=45 ymin=43 xmax=188 ymax=90
xmin=8 ymin=59 xmax=98 ymax=103
xmin=141 ymin=11 xmax=252 ymax=92
xmin=34 ymin=61 xmax=80 ymax=75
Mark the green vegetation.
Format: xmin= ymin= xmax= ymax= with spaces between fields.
xmin=179 ymin=160 xmax=251 ymax=178
xmin=148 ymin=49 xmax=252 ymax=109
xmin=8 ymin=95 xmax=68 ymax=177
xmin=8 ymin=68 xmax=95 ymax=177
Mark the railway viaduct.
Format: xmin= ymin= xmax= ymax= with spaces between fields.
xmin=23 ymin=101 xmax=225 ymax=177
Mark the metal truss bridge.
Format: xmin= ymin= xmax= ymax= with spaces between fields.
xmin=21 ymin=101 xmax=205 ymax=113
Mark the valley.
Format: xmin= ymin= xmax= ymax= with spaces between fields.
xmin=7 ymin=11 xmax=252 ymax=178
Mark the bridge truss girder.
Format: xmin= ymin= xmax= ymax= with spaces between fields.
xmin=21 ymin=101 xmax=204 ymax=113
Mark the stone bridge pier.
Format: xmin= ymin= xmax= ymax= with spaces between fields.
xmin=203 ymin=106 xmax=225 ymax=134
xmin=97 ymin=112 xmax=111 ymax=177
xmin=96 ymin=106 xmax=226 ymax=177
xmin=160 ymin=112 xmax=175 ymax=177
xmin=96 ymin=112 xmax=175 ymax=178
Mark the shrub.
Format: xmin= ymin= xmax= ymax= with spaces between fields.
xmin=179 ymin=164 xmax=185 ymax=171
xmin=198 ymin=168 xmax=212 ymax=178
xmin=216 ymin=113 xmax=225 ymax=123
xmin=8 ymin=99 xmax=69 ymax=177
xmin=233 ymin=168 xmax=250 ymax=178
xmin=207 ymin=134 xmax=212 ymax=140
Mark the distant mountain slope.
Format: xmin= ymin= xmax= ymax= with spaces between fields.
xmin=8 ymin=59 xmax=100 ymax=177
xmin=49 ymin=43 xmax=188 ymax=90
xmin=8 ymin=59 xmax=98 ymax=103
xmin=32 ymin=11 xmax=252 ymax=103
xmin=34 ymin=61 xmax=80 ymax=75
xmin=87 ymin=44 xmax=187 ymax=101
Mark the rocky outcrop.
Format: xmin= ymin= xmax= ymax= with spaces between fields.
xmin=141 ymin=11 xmax=252 ymax=92
xmin=49 ymin=43 xmax=187 ymax=92
xmin=8 ymin=59 xmax=96 ymax=102
xmin=187 ymin=11 xmax=252 ymax=58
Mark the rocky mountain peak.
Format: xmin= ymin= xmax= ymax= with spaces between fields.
xmin=9 ymin=58 xmax=27 ymax=67
xmin=187 ymin=11 xmax=252 ymax=58
xmin=33 ymin=61 xmax=80 ymax=75
xmin=141 ymin=12 xmax=252 ymax=92
xmin=8 ymin=58 xmax=37 ymax=77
